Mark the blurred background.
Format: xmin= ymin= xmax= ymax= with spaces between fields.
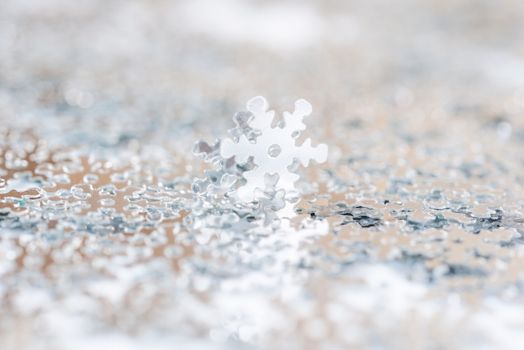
xmin=2 ymin=0 xmax=524 ymax=139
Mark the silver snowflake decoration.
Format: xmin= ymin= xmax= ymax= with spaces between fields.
xmin=221 ymin=96 xmax=328 ymax=204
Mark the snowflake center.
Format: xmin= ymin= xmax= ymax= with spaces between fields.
xmin=267 ymin=144 xmax=282 ymax=158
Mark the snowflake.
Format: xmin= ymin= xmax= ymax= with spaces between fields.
xmin=220 ymin=96 xmax=328 ymax=204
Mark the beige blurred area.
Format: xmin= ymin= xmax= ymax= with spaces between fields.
xmin=2 ymin=0 xmax=524 ymax=120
